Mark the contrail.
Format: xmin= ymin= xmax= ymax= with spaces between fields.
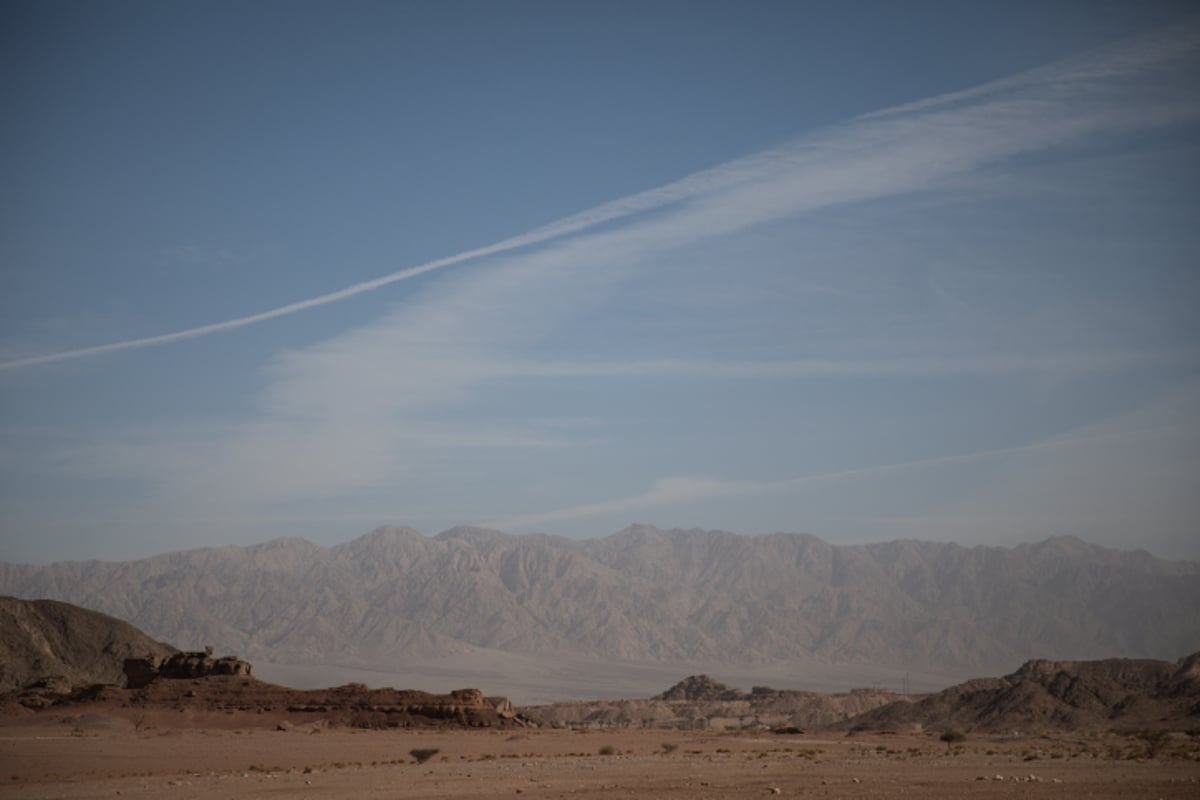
xmin=4 ymin=19 xmax=1196 ymax=372
xmin=0 ymin=213 xmax=639 ymax=370
xmin=0 ymin=145 xmax=780 ymax=372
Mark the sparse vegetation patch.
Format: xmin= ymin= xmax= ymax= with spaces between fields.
xmin=409 ymin=748 xmax=439 ymax=764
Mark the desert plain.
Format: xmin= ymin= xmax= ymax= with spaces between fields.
xmin=3 ymin=707 xmax=1199 ymax=800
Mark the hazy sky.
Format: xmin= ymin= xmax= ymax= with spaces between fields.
xmin=2 ymin=1 xmax=1198 ymax=563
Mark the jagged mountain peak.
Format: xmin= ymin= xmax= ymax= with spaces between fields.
xmin=1 ymin=528 xmax=1197 ymax=699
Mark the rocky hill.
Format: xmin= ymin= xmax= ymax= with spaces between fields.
xmin=1 ymin=526 xmax=1198 ymax=700
xmin=524 ymin=674 xmax=899 ymax=730
xmin=0 ymin=596 xmax=177 ymax=692
xmin=656 ymin=674 xmax=746 ymax=702
xmin=842 ymin=652 xmax=1200 ymax=732
xmin=527 ymin=654 xmax=1200 ymax=733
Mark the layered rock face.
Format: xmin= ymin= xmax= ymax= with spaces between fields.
xmin=123 ymin=650 xmax=253 ymax=688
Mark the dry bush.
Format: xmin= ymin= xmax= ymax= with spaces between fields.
xmin=409 ymin=748 xmax=439 ymax=764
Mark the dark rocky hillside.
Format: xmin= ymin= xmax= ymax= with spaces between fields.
xmin=0 ymin=596 xmax=176 ymax=692
xmin=842 ymin=652 xmax=1200 ymax=732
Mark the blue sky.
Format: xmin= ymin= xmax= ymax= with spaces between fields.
xmin=2 ymin=1 xmax=1198 ymax=563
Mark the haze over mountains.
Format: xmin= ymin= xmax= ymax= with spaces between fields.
xmin=1 ymin=525 xmax=1197 ymax=704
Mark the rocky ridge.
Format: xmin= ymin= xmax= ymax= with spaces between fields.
xmin=842 ymin=652 xmax=1200 ymax=732
xmin=524 ymin=673 xmax=900 ymax=730
xmin=11 ymin=671 xmax=523 ymax=729
xmin=524 ymin=653 xmax=1200 ymax=733
xmin=3 ymin=526 xmax=1198 ymax=696
xmin=0 ymin=597 xmax=522 ymax=729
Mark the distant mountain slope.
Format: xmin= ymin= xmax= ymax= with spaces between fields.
xmin=842 ymin=651 xmax=1200 ymax=732
xmin=0 ymin=596 xmax=177 ymax=692
xmin=1 ymin=526 xmax=1197 ymax=696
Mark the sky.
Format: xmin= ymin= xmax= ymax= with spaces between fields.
xmin=2 ymin=1 xmax=1199 ymax=564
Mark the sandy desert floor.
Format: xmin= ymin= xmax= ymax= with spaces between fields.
xmin=2 ymin=711 xmax=1198 ymax=799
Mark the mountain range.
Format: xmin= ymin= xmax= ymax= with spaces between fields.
xmin=1 ymin=525 xmax=1197 ymax=703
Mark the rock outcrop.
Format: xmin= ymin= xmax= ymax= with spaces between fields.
xmin=656 ymin=674 xmax=745 ymax=702
xmin=116 ymin=678 xmax=525 ymax=729
xmin=158 ymin=651 xmax=253 ymax=679
xmin=122 ymin=650 xmax=253 ymax=688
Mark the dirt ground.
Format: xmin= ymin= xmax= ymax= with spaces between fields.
xmin=1 ymin=709 xmax=1198 ymax=799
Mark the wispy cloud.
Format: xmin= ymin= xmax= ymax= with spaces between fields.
xmin=3 ymin=21 xmax=1197 ymax=372
xmin=9 ymin=20 xmax=1197 ymax=541
xmin=853 ymin=380 xmax=1200 ymax=557
xmin=484 ymin=423 xmax=1192 ymax=532
xmin=501 ymin=350 xmax=1198 ymax=380
xmin=859 ymin=19 xmax=1200 ymax=122
xmin=484 ymin=476 xmax=762 ymax=530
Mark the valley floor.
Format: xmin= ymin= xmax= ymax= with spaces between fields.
xmin=2 ymin=714 xmax=1198 ymax=799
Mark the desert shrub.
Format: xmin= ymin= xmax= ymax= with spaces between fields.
xmin=661 ymin=743 xmax=678 ymax=754
xmin=409 ymin=748 xmax=439 ymax=764
xmin=939 ymin=730 xmax=967 ymax=748
xmin=1134 ymin=729 xmax=1170 ymax=758
xmin=598 ymin=745 xmax=616 ymax=756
